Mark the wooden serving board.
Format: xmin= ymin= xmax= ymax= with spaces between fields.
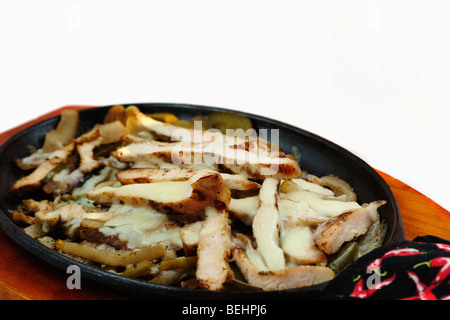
xmin=0 ymin=106 xmax=449 ymax=300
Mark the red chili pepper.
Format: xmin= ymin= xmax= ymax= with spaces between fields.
xmin=355 ymin=246 xmax=450 ymax=299
xmin=402 ymin=271 xmax=438 ymax=300
xmin=367 ymin=248 xmax=422 ymax=270
xmin=430 ymin=257 xmax=450 ymax=285
xmin=383 ymin=248 xmax=422 ymax=258
xmin=401 ymin=257 xmax=450 ymax=300
xmin=436 ymin=243 xmax=450 ymax=252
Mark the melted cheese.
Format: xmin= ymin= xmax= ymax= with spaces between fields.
xmin=252 ymin=178 xmax=286 ymax=271
xmin=103 ymin=205 xmax=168 ymax=230
xmin=278 ymin=198 xmax=325 ymax=227
xmin=283 ymin=190 xmax=361 ymax=218
xmin=100 ymin=205 xmax=182 ymax=249
xmin=38 ymin=203 xmax=112 ymax=232
xmin=280 ymin=225 xmax=320 ymax=265
xmin=228 ymin=196 xmax=259 ymax=225
xmin=281 ymin=226 xmax=312 ymax=253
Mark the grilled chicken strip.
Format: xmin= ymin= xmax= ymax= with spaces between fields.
xmin=115 ymin=140 xmax=301 ymax=180
xmin=98 ymin=205 xmax=183 ymax=250
xmin=42 ymin=132 xmax=103 ymax=195
xmin=14 ymin=110 xmax=79 ymax=171
xmin=22 ymin=199 xmax=54 ymax=215
xmin=15 ymin=144 xmax=76 ymax=171
xmin=313 ymin=200 xmax=386 ymax=255
xmin=196 ymin=207 xmax=232 ymax=291
xmin=77 ymin=135 xmax=103 ymax=173
xmin=179 ymin=221 xmax=203 ymax=256
xmin=116 ymin=167 xmax=261 ymax=191
xmin=281 ymin=224 xmax=327 ymax=266
xmin=114 ymin=140 xmax=300 ymax=180
xmin=278 ymin=198 xmax=327 ymax=227
xmin=232 ymin=247 xmax=335 ymax=291
xmin=113 ymin=112 xmax=301 ymax=180
xmin=252 ymin=178 xmax=286 ymax=271
xmin=281 ymin=187 xmax=362 ymax=218
xmin=87 ymin=171 xmax=231 ymax=215
xmin=32 ymin=203 xmax=114 ymax=233
xmin=11 ymin=143 xmax=76 ymax=192
xmin=14 ymin=121 xmax=127 ymax=195
xmin=228 ymin=196 xmax=259 ymax=226
xmin=278 ymin=197 xmax=328 ymax=265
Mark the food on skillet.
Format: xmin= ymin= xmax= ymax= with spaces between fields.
xmin=9 ymin=105 xmax=387 ymax=291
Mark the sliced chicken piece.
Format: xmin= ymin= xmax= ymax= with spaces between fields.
xmin=113 ymin=139 xmax=191 ymax=165
xmin=313 ymin=200 xmax=386 ymax=255
xmin=277 ymin=195 xmax=327 ymax=265
xmin=280 ymin=224 xmax=327 ymax=266
xmin=252 ymin=178 xmax=286 ymax=271
xmin=232 ymin=247 xmax=335 ymax=291
xmin=13 ymin=124 xmax=119 ymax=194
xmin=87 ymin=171 xmax=231 ymax=215
xmin=22 ymin=199 xmax=54 ymax=216
xmin=15 ymin=145 xmax=77 ymax=171
xmin=12 ymin=211 xmax=36 ymax=225
xmin=34 ymin=203 xmax=115 ymax=233
xmin=216 ymin=160 xmax=300 ymax=181
xmin=116 ymin=167 xmax=199 ymax=184
xmin=179 ymin=221 xmax=203 ymax=256
xmin=278 ymin=198 xmax=327 ymax=227
xmin=133 ymin=111 xmax=186 ymax=141
xmin=214 ymin=173 xmax=261 ymax=191
xmin=113 ymin=112 xmax=301 ymax=180
xmin=232 ymin=233 xmax=271 ymax=271
xmin=244 ymin=244 xmax=271 ymax=271
xmin=196 ymin=207 xmax=233 ymax=291
xmin=281 ymin=188 xmax=361 ymax=218
xmin=75 ymin=120 xmax=127 ymax=145
xmin=42 ymin=134 xmax=103 ymax=195
xmin=41 ymin=122 xmax=127 ymax=195
xmin=121 ymin=134 xmax=148 ymax=144
xmin=10 ymin=143 xmax=76 ymax=192
xmin=15 ymin=199 xmax=54 ymax=230
xmin=228 ymin=196 xmax=259 ymax=226
xmin=116 ymin=167 xmax=260 ymax=191
xmin=132 ymin=110 xmax=275 ymax=155
xmin=98 ymin=205 xmax=182 ymax=250
xmin=77 ymin=135 xmax=103 ymax=173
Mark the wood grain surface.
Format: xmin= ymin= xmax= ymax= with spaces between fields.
xmin=0 ymin=105 xmax=448 ymax=300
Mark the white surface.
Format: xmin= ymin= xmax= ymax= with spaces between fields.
xmin=0 ymin=1 xmax=449 ymax=211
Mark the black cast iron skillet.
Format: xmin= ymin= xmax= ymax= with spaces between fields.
xmin=0 ymin=103 xmax=404 ymax=299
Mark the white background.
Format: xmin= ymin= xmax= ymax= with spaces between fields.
xmin=0 ymin=1 xmax=449 ymax=211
